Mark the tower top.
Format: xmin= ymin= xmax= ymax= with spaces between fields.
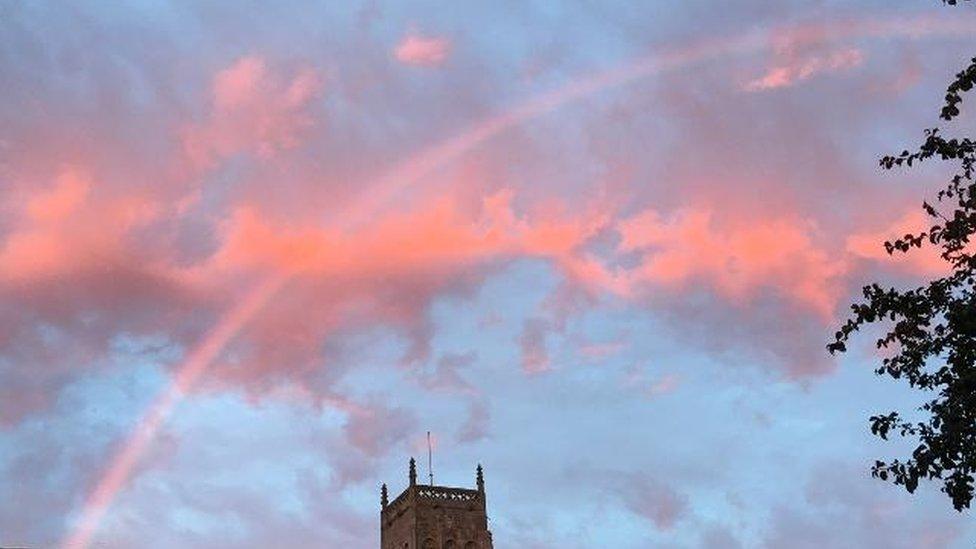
xmin=381 ymin=461 xmax=493 ymax=549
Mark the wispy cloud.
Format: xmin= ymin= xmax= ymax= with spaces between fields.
xmin=744 ymin=48 xmax=865 ymax=91
xmin=394 ymin=32 xmax=452 ymax=67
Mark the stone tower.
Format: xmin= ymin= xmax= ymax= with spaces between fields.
xmin=380 ymin=459 xmax=494 ymax=549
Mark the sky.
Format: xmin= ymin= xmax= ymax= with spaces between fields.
xmin=2 ymin=1 xmax=976 ymax=547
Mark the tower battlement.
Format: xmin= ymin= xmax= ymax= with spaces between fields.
xmin=380 ymin=459 xmax=493 ymax=549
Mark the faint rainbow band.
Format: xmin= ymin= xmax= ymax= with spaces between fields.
xmin=59 ymin=13 xmax=976 ymax=548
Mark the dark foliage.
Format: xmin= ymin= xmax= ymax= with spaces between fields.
xmin=828 ymin=0 xmax=976 ymax=511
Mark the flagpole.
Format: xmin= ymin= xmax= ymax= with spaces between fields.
xmin=427 ymin=431 xmax=434 ymax=486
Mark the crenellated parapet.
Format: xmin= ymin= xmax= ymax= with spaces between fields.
xmin=416 ymin=485 xmax=481 ymax=504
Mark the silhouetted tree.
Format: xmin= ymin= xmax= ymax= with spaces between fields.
xmin=828 ymin=0 xmax=976 ymax=511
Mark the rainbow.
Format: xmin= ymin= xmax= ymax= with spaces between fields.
xmin=59 ymin=13 xmax=976 ymax=548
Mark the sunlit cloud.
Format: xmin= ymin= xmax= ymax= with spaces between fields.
xmin=846 ymin=209 xmax=949 ymax=276
xmin=744 ymin=48 xmax=865 ymax=91
xmin=394 ymin=32 xmax=452 ymax=67
xmin=182 ymin=56 xmax=323 ymax=169
xmin=616 ymin=207 xmax=846 ymax=319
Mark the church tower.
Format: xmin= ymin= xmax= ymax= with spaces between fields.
xmin=380 ymin=459 xmax=494 ymax=549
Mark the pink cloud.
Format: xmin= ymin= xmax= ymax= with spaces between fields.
xmin=0 ymin=17 xmax=965 ymax=436
xmin=182 ymin=56 xmax=323 ymax=169
xmin=0 ymin=168 xmax=187 ymax=424
xmin=394 ymin=32 xmax=452 ymax=67
xmin=212 ymin=56 xmax=267 ymax=110
xmin=744 ymin=47 xmax=865 ymax=91
xmin=846 ymin=209 xmax=949 ymax=277
xmin=734 ymin=12 xmax=976 ymax=96
xmin=0 ymin=149 xmax=951 ymax=431
xmin=0 ymin=169 xmax=161 ymax=282
xmin=740 ymin=13 xmax=973 ymax=95
xmin=25 ymin=170 xmax=90 ymax=223
xmin=617 ymin=207 xmax=846 ymax=320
